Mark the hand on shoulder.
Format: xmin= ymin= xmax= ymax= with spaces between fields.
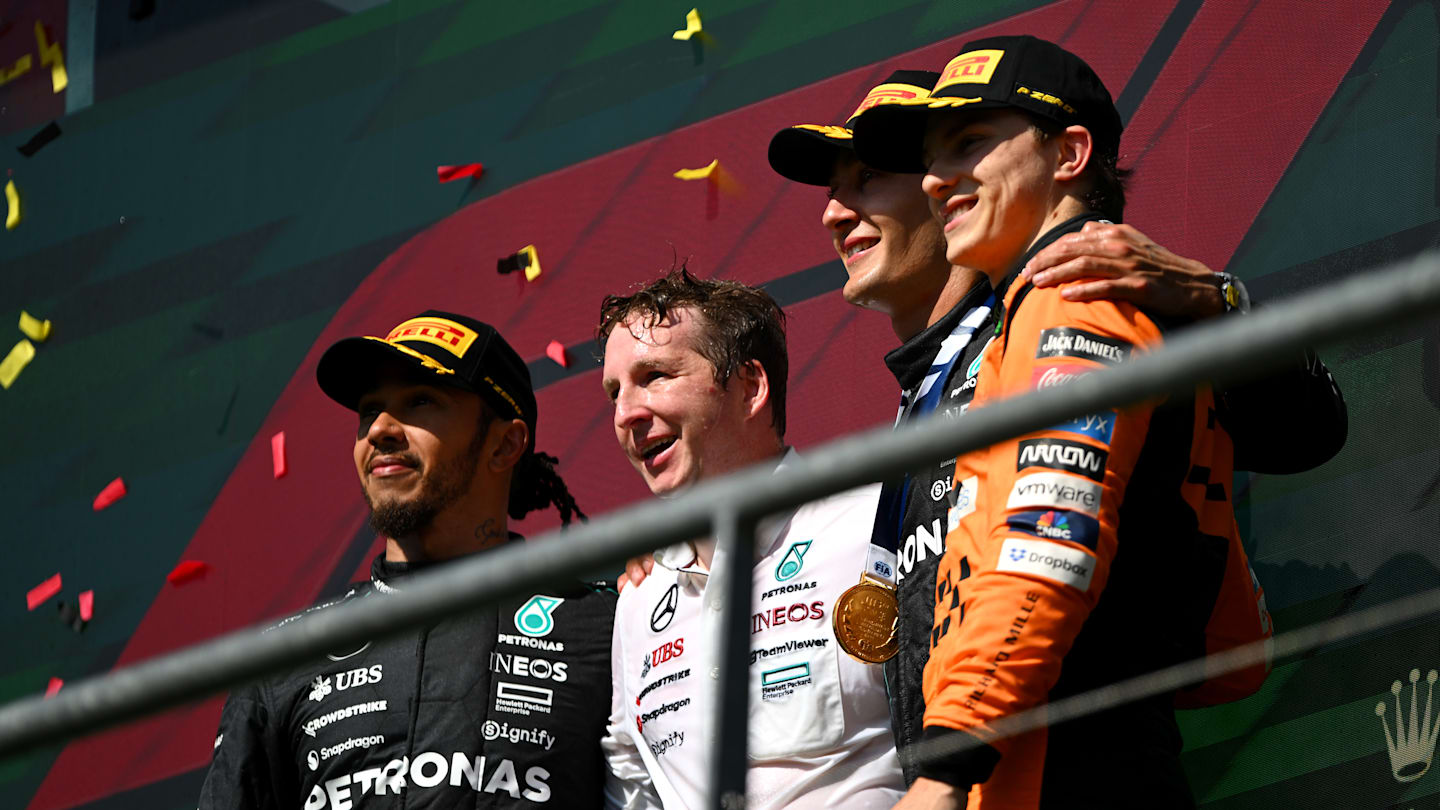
xmin=1022 ymin=221 xmax=1224 ymax=321
xmin=617 ymin=553 xmax=656 ymax=592
xmin=892 ymin=777 xmax=964 ymax=810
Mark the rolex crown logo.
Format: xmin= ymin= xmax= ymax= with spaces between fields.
xmin=1375 ymin=667 xmax=1439 ymax=782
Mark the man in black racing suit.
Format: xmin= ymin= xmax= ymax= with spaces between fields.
xmin=198 ymin=310 xmax=617 ymax=809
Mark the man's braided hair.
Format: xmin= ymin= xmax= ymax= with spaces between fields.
xmin=509 ymin=449 xmax=586 ymax=525
xmin=474 ymin=402 xmax=586 ymax=526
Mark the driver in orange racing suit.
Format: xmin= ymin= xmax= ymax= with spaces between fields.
xmin=853 ymin=35 xmax=1278 ymax=808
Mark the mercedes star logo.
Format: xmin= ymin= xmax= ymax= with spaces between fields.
xmin=651 ymin=583 xmax=679 ymax=632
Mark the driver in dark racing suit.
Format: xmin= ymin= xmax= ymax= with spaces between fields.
xmin=198 ymin=311 xmax=617 ymax=809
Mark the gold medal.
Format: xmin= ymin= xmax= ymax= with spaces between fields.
xmin=833 ymin=575 xmax=899 ymax=663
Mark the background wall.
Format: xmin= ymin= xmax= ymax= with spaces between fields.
xmin=0 ymin=0 xmax=1436 ymax=807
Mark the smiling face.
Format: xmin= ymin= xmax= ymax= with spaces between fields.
xmin=822 ymin=154 xmax=951 ymax=315
xmin=601 ymin=308 xmax=763 ymax=497
xmin=353 ymin=369 xmax=487 ymax=538
xmin=920 ymin=108 xmax=1066 ymax=280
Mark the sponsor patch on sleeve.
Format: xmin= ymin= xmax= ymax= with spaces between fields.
xmin=1049 ymin=410 xmax=1115 ymax=443
xmin=1035 ymin=328 xmax=1132 ymax=365
xmin=1031 ymin=363 xmax=1095 ymax=391
xmin=1006 ymin=472 xmax=1101 ymax=517
xmin=995 ymin=538 xmax=1095 ymax=590
xmin=1005 ymin=509 xmax=1099 ymax=550
xmin=945 ymin=475 xmax=979 ymax=532
xmin=1016 ymin=438 xmax=1107 ymax=482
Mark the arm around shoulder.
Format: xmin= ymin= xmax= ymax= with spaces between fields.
xmin=1218 ymin=347 xmax=1348 ymax=474
xmin=892 ymin=776 xmax=966 ymax=810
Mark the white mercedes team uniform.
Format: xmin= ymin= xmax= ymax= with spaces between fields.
xmin=602 ymin=452 xmax=904 ymax=809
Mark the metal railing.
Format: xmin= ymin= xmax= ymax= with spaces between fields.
xmin=2 ymin=251 xmax=1439 ymax=808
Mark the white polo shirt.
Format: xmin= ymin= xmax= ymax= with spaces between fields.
xmin=602 ymin=453 xmax=903 ymax=809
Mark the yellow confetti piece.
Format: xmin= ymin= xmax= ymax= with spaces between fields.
xmin=0 ymin=54 xmax=32 ymax=87
xmin=19 ymin=311 xmax=52 ymax=343
xmin=674 ymin=159 xmax=741 ymax=196
xmin=34 ymin=21 xmax=67 ymax=94
xmin=5 ymin=180 xmax=20 ymax=231
xmin=672 ymin=8 xmax=702 ymax=40
xmin=47 ymin=60 xmax=66 ymax=93
xmin=521 ymin=245 xmax=542 ymax=282
xmin=0 ymin=340 xmax=35 ymax=390
xmin=674 ymin=159 xmax=720 ymax=181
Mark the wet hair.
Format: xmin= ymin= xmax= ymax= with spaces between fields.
xmin=476 ymin=403 xmax=587 ymax=525
xmin=595 ymin=263 xmax=789 ymax=437
xmin=1028 ymin=116 xmax=1132 ymax=221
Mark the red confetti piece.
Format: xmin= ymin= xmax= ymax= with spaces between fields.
xmin=26 ymin=573 xmax=61 ymax=611
xmin=167 ymin=560 xmax=211 ymax=586
xmin=92 ymin=477 xmax=127 ymax=511
xmin=44 ymin=677 xmax=62 ymax=698
xmin=545 ymin=340 xmax=568 ymax=368
xmin=271 ymin=431 xmax=288 ymax=479
xmin=78 ymin=590 xmax=94 ymax=622
xmin=436 ymin=164 xmax=483 ymax=183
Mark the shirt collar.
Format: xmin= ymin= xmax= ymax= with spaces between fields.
xmin=994 ymin=212 xmax=1110 ymax=302
xmin=882 ymin=279 xmax=995 ymax=393
xmin=755 ymin=448 xmax=802 ymax=555
xmin=369 ymin=532 xmax=524 ymax=593
xmin=652 ymin=449 xmax=801 ymax=585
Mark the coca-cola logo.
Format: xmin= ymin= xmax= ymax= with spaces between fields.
xmin=1031 ymin=364 xmax=1092 ymax=390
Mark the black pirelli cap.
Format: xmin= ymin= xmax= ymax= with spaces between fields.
xmin=766 ymin=69 xmax=940 ymax=186
xmin=317 ymin=310 xmax=538 ymax=446
xmin=852 ymin=35 xmax=1122 ymax=174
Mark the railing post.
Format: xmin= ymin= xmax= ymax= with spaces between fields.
xmin=709 ymin=505 xmax=757 ymax=810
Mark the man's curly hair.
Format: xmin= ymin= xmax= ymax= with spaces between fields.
xmin=596 ymin=264 xmax=789 ymax=437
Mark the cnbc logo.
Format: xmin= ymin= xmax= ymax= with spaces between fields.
xmin=1007 ymin=508 xmax=1097 ymax=551
xmin=1034 ymin=511 xmax=1071 ymax=540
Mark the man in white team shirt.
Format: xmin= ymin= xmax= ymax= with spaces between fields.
xmin=596 ymin=267 xmax=904 ymax=809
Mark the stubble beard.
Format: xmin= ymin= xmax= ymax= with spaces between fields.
xmin=364 ymin=431 xmax=485 ymax=540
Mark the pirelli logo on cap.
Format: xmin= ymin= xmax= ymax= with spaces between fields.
xmin=937 ymin=49 xmax=1004 ymax=90
xmin=849 ymin=82 xmax=928 ymax=119
xmin=386 ymin=317 xmax=479 ymax=359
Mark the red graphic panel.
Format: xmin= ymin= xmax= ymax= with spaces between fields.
xmin=1121 ymin=0 xmax=1389 ymax=271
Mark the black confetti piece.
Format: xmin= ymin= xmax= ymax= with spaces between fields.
xmin=17 ymin=121 xmax=61 ymax=157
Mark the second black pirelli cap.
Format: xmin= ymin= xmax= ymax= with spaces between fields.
xmin=316 ymin=310 xmax=538 ymax=447
xmin=852 ymin=35 xmax=1123 ymax=174
xmin=767 ymin=69 xmax=940 ymax=186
